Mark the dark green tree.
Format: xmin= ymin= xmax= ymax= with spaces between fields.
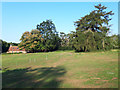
xmin=37 ymin=20 xmax=60 ymax=51
xmin=0 ymin=40 xmax=10 ymax=53
xmin=74 ymin=4 xmax=114 ymax=52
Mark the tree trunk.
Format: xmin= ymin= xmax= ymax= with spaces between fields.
xmin=102 ymin=39 xmax=105 ymax=49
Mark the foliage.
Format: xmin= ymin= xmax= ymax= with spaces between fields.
xmin=59 ymin=32 xmax=72 ymax=50
xmin=73 ymin=4 xmax=114 ymax=52
xmin=19 ymin=20 xmax=60 ymax=52
xmin=110 ymin=34 xmax=119 ymax=49
xmin=37 ymin=20 xmax=61 ymax=51
xmin=18 ymin=4 xmax=118 ymax=52
xmin=0 ymin=39 xmax=10 ymax=53
xmin=8 ymin=42 xmax=19 ymax=46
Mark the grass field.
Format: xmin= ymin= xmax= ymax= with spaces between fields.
xmin=1 ymin=50 xmax=118 ymax=88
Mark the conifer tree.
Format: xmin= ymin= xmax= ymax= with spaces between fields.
xmin=74 ymin=4 xmax=114 ymax=52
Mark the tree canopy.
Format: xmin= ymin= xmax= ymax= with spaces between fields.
xmin=0 ymin=39 xmax=10 ymax=53
xmin=73 ymin=4 xmax=114 ymax=52
xmin=19 ymin=20 xmax=60 ymax=52
xmin=17 ymin=4 xmax=118 ymax=53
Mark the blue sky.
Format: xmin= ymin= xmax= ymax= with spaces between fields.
xmin=2 ymin=2 xmax=118 ymax=43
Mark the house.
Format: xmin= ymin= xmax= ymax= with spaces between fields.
xmin=7 ymin=45 xmax=27 ymax=53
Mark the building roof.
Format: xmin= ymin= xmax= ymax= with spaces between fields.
xmin=8 ymin=46 xmax=26 ymax=51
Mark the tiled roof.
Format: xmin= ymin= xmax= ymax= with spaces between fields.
xmin=8 ymin=46 xmax=26 ymax=51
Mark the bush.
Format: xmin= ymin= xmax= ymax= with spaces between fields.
xmin=58 ymin=46 xmax=73 ymax=50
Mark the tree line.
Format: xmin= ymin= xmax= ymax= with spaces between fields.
xmin=0 ymin=40 xmax=19 ymax=53
xmin=1 ymin=4 xmax=119 ymax=53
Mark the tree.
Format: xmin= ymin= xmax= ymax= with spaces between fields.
xmin=60 ymin=32 xmax=68 ymax=47
xmin=67 ymin=31 xmax=76 ymax=49
xmin=19 ymin=20 xmax=60 ymax=52
xmin=19 ymin=29 xmax=43 ymax=52
xmin=0 ymin=40 xmax=10 ymax=53
xmin=73 ymin=4 xmax=114 ymax=52
xmin=37 ymin=20 xmax=60 ymax=51
xmin=110 ymin=34 xmax=119 ymax=49
xmin=59 ymin=32 xmax=74 ymax=50
xmin=8 ymin=42 xmax=19 ymax=46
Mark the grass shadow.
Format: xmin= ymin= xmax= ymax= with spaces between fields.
xmin=2 ymin=66 xmax=66 ymax=88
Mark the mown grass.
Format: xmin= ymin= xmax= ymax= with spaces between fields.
xmin=2 ymin=49 xmax=118 ymax=88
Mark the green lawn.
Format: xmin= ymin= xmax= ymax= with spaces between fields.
xmin=1 ymin=50 xmax=118 ymax=88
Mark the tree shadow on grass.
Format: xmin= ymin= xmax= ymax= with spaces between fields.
xmin=2 ymin=66 xmax=66 ymax=88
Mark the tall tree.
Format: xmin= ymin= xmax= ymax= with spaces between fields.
xmin=37 ymin=20 xmax=60 ymax=51
xmin=19 ymin=20 xmax=60 ymax=52
xmin=74 ymin=4 xmax=114 ymax=52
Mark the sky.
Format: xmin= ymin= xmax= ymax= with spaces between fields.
xmin=2 ymin=2 xmax=118 ymax=43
